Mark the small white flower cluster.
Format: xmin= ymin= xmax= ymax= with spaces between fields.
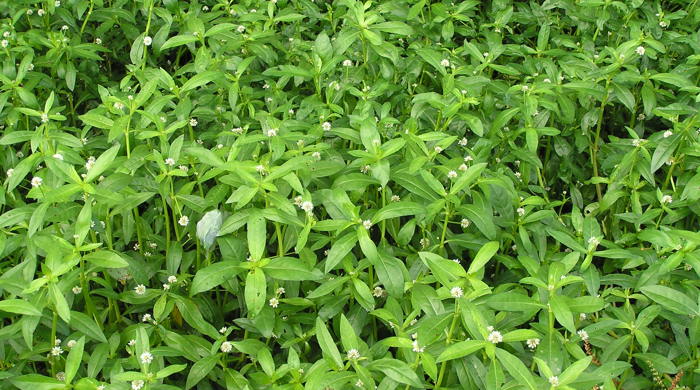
xmin=526 ymin=338 xmax=540 ymax=350
xmin=487 ymin=330 xmax=503 ymax=344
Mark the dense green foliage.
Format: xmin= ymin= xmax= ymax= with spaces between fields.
xmin=1 ymin=0 xmax=700 ymax=389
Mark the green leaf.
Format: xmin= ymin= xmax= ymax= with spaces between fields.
xmin=559 ymin=356 xmax=592 ymax=385
xmin=79 ymin=113 xmax=114 ymax=129
xmin=161 ymin=35 xmax=198 ymax=50
xmin=418 ymin=252 xmax=467 ymax=286
xmin=83 ymin=250 xmax=129 ymax=268
xmin=366 ymin=358 xmax=423 ymax=387
xmin=11 ymin=374 xmax=65 ymax=390
xmin=64 ymin=336 xmax=85 ymax=383
xmin=496 ymin=348 xmax=537 ymax=390
xmin=315 ymin=317 xmax=344 ymax=370
xmin=372 ymin=201 xmax=424 ymax=223
xmin=190 ymin=261 xmax=245 ymax=295
xmin=85 ymin=144 xmax=120 ymax=182
xmin=550 ymin=294 xmax=575 ymax=333
xmin=247 ymin=213 xmax=266 ymax=261
xmin=49 ymin=283 xmax=70 ymax=323
xmin=436 ymin=340 xmax=486 ymax=362
xmin=263 ymin=257 xmax=322 ymax=281
xmin=450 ymin=163 xmax=487 ymax=194
xmin=640 ymin=285 xmax=699 ymax=316
xmin=0 ymin=299 xmax=42 ymax=316
xmin=467 ymin=241 xmax=499 ymax=274
xmin=245 ymin=268 xmax=266 ymax=317
xmin=69 ymin=311 xmax=107 ymax=343
xmin=185 ymin=354 xmax=218 ymax=390
xmin=325 ymin=231 xmax=358 ymax=273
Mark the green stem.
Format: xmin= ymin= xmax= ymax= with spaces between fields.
xmin=435 ymin=300 xmax=460 ymax=389
xmin=79 ymin=0 xmax=94 ymax=37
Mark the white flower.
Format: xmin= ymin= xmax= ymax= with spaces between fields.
xmin=276 ymin=287 xmax=285 ymax=295
xmin=659 ymin=21 xmax=668 ymax=28
xmin=269 ymin=297 xmax=279 ymax=308
xmin=220 ymin=341 xmax=232 ymax=353
xmin=0 ymin=40 xmax=7 ymax=48
xmin=55 ymin=0 xmax=61 ymax=6
xmin=293 ymin=196 xmax=303 ymax=206
xmin=72 ymin=286 xmax=82 ymax=294
xmin=142 ymin=35 xmax=152 ymax=46
xmin=262 ymin=83 xmax=270 ymax=89
xmin=360 ymin=165 xmax=370 ymax=173
xmin=577 ymin=330 xmax=589 ymax=341
xmin=132 ymin=380 xmax=145 ymax=390
xmin=372 ymin=286 xmax=384 ymax=297
xmin=31 ymin=176 xmax=43 ymax=187
xmin=165 ymin=158 xmax=176 ymax=166
xmin=526 ymin=338 xmax=540 ymax=349
xmin=521 ymin=85 xmax=529 ymax=92
xmin=142 ymin=313 xmax=152 ymax=322
xmin=38 ymin=9 xmax=45 ymax=16
xmin=580 ymin=313 xmax=587 ymax=320
xmin=461 ymin=218 xmax=471 ymax=228
xmin=301 ymin=201 xmax=314 ymax=213
xmin=322 ymin=121 xmax=332 ymax=131
xmin=543 ymin=78 xmax=551 ymax=83
xmin=134 ymin=284 xmax=146 ymax=295
xmin=391 ymin=195 xmax=400 ymax=202
xmin=163 ymin=283 xmax=170 ymax=290
xmin=440 ymin=59 xmax=450 ymax=67
xmin=55 ymin=339 xmax=62 ymax=346
xmin=452 ymin=258 xmax=461 ymax=264
xmin=6 ymin=168 xmax=14 ymax=177
xmin=548 ymin=376 xmax=559 ymax=386
xmin=85 ymin=156 xmax=96 ymax=170
xmin=219 ymin=326 xmax=228 ymax=334
xmin=55 ymin=372 xmax=65 ymax=381
xmin=66 ymin=340 xmax=77 ymax=348
xmin=464 ymin=155 xmax=473 ymax=162
xmin=41 ymin=113 xmax=49 ymax=123
xmin=52 ymin=153 xmax=63 ymax=160
xmin=636 ymin=46 xmax=645 ymax=56
xmin=362 ymin=219 xmax=372 ymax=229
xmin=487 ymin=330 xmax=503 ymax=344
xmin=167 ymin=275 xmax=177 ymax=284
xmin=128 ymin=339 xmax=136 ymax=346
xmin=51 ymin=346 xmax=63 ymax=356
xmin=237 ymin=25 xmax=246 ymax=33
xmin=346 ymin=348 xmax=361 ymax=360
xmin=447 ymin=170 xmax=458 ymax=179
xmin=450 ymin=286 xmax=463 ymax=298
xmin=178 ymin=216 xmax=189 ymax=226
xmin=516 ymin=207 xmax=525 ymax=217
xmin=343 ymin=59 xmax=353 ymax=67
xmin=95 ymin=37 xmax=102 ymax=44
xmin=179 ymin=165 xmax=188 ymax=172
xmin=231 ymin=127 xmax=243 ymax=134
xmin=189 ymin=118 xmax=198 ymax=127
xmin=661 ymin=195 xmax=673 ymax=204
xmin=434 ymin=146 xmax=443 ymax=153
xmin=458 ymin=137 xmax=468 ymax=146
xmin=411 ymin=339 xmax=425 ymax=353
xmin=663 ymin=130 xmax=673 ymax=138
xmin=312 ymin=151 xmax=321 ymax=160
xmin=588 ymin=236 xmax=600 ymax=247
xmin=266 ymin=128 xmax=277 ymax=137
xmin=97 ymin=386 xmax=105 ymax=390
xmin=632 ymin=138 xmax=644 ymax=147
xmin=61 ymin=25 xmax=68 ymax=31
xmin=26 ymin=9 xmax=33 ymax=15
xmin=355 ymin=379 xmax=364 ymax=387
xmin=255 ymin=165 xmax=266 ymax=174
xmin=140 ymin=351 xmax=153 ymax=364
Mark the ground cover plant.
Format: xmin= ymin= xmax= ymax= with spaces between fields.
xmin=1 ymin=0 xmax=700 ymax=388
